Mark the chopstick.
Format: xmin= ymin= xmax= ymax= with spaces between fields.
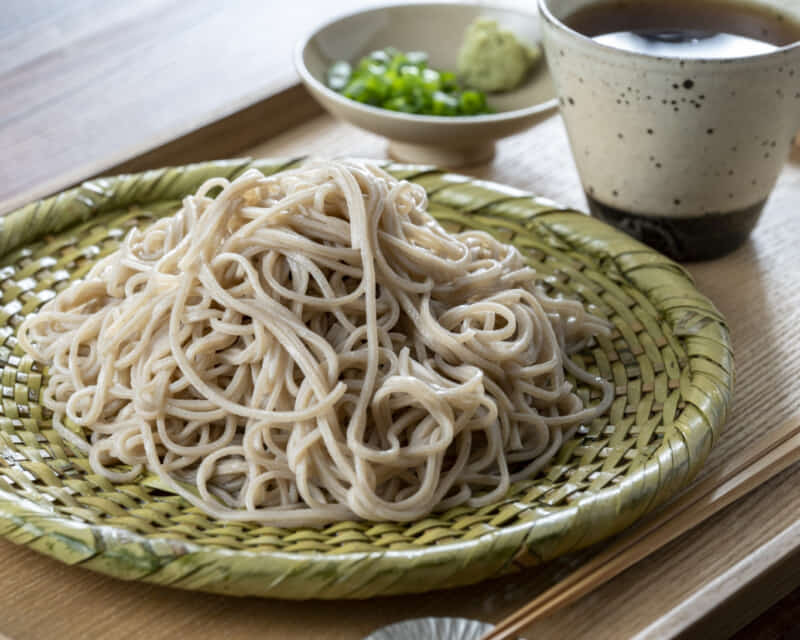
xmin=481 ymin=415 xmax=800 ymax=640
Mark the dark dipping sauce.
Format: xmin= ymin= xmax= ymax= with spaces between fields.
xmin=566 ymin=0 xmax=800 ymax=57
xmin=564 ymin=0 xmax=800 ymax=261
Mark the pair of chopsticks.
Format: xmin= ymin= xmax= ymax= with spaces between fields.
xmin=481 ymin=414 xmax=800 ymax=640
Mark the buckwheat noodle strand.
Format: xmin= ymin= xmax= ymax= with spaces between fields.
xmin=18 ymin=161 xmax=612 ymax=526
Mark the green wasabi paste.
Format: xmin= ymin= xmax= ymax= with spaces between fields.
xmin=457 ymin=18 xmax=542 ymax=93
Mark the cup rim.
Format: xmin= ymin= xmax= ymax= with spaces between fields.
xmin=537 ymin=0 xmax=800 ymax=64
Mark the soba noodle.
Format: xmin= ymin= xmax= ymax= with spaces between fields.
xmin=18 ymin=161 xmax=612 ymax=526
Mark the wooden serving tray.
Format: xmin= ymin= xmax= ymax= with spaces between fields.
xmin=1 ymin=85 xmax=799 ymax=640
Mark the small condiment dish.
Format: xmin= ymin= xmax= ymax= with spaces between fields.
xmin=295 ymin=2 xmax=557 ymax=166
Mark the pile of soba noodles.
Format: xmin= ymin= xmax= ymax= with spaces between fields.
xmin=18 ymin=161 xmax=612 ymax=526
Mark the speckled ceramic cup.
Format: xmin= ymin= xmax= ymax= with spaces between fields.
xmin=539 ymin=0 xmax=800 ymax=261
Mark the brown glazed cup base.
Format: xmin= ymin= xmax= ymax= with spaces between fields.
xmin=586 ymin=195 xmax=765 ymax=262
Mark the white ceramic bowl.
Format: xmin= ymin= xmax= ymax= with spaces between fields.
xmin=295 ymin=2 xmax=558 ymax=166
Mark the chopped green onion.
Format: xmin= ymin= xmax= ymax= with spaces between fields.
xmin=326 ymin=61 xmax=352 ymax=92
xmin=325 ymin=47 xmax=492 ymax=116
xmin=368 ymin=49 xmax=392 ymax=65
xmin=432 ymin=91 xmax=459 ymax=116
xmin=459 ymin=90 xmax=487 ymax=115
xmin=405 ymin=51 xmax=429 ymax=65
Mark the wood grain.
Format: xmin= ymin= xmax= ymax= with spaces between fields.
xmin=482 ymin=415 xmax=800 ymax=640
xmin=0 ymin=0 xmax=364 ymax=215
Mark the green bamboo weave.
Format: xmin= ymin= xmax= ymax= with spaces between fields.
xmin=0 ymin=158 xmax=733 ymax=599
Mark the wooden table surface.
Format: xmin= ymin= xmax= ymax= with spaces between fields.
xmin=3 ymin=2 xmax=800 ymax=639
xmin=0 ymin=0 xmax=371 ymax=215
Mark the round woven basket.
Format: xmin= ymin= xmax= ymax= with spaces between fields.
xmin=0 ymin=158 xmax=733 ymax=599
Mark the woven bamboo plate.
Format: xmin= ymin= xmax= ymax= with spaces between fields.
xmin=0 ymin=158 xmax=733 ymax=600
